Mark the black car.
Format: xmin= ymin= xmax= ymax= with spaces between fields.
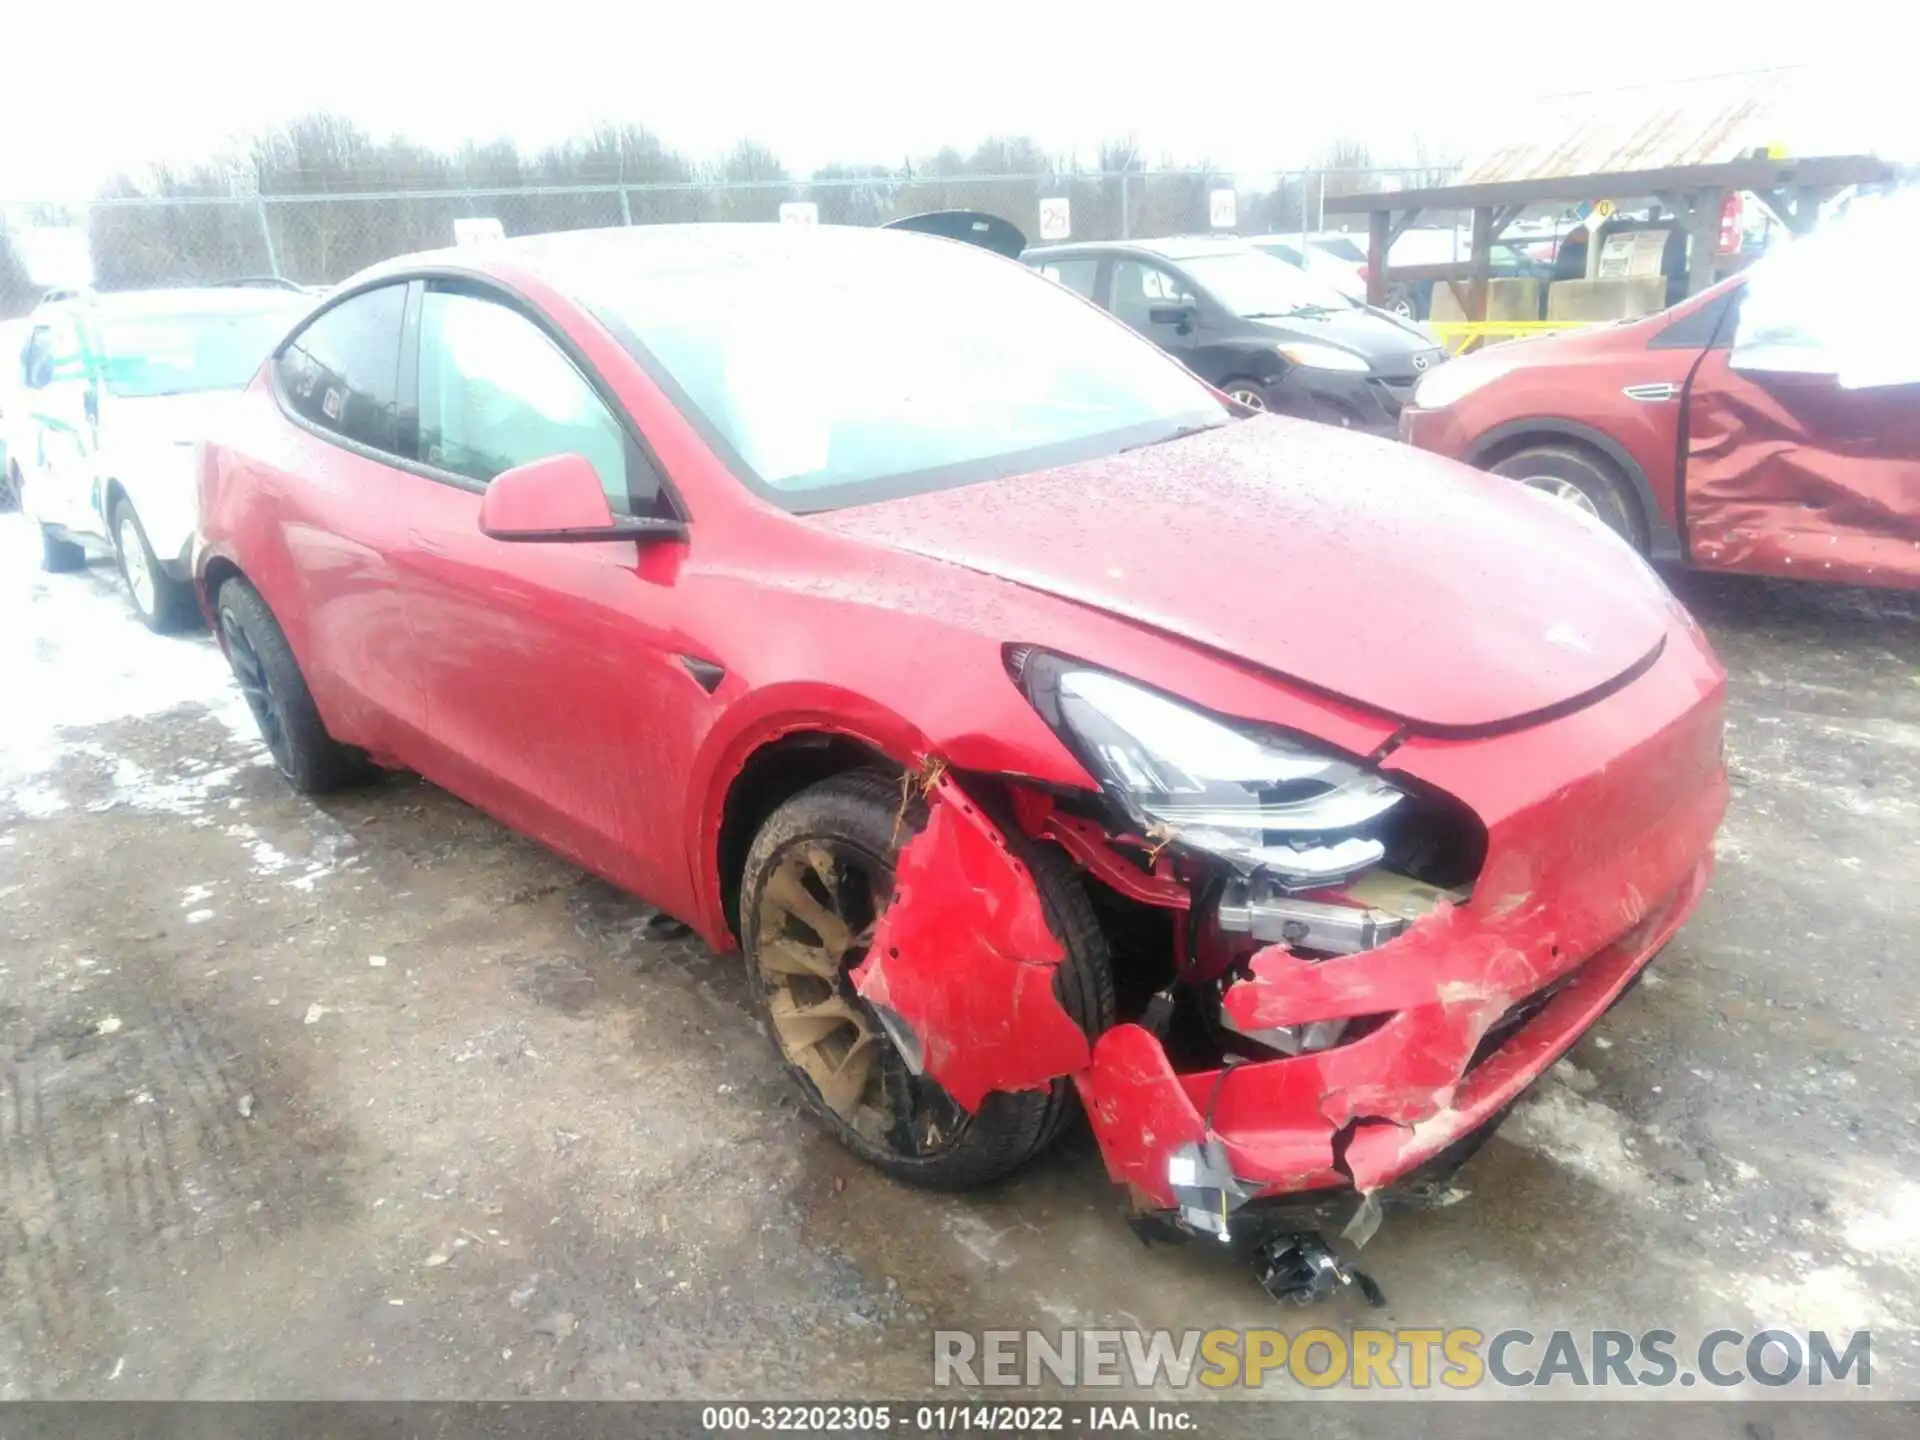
xmin=1021 ymin=236 xmax=1446 ymax=434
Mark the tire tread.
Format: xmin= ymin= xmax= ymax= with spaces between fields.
xmin=215 ymin=577 xmax=364 ymax=794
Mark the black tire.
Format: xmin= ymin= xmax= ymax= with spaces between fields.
xmin=1220 ymin=376 xmax=1270 ymax=411
xmin=39 ymin=524 xmax=86 ymax=573
xmin=214 ymin=576 xmax=364 ymax=793
xmin=1489 ymin=443 xmax=1646 ymax=550
xmin=741 ymin=768 xmax=1114 ymax=1190
xmin=111 ymin=498 xmax=200 ymax=634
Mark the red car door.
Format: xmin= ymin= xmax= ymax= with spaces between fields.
xmin=256 ymin=282 xmax=425 ymax=750
xmin=382 ymin=281 xmax=696 ymax=902
xmin=1683 ymin=289 xmax=1920 ymax=589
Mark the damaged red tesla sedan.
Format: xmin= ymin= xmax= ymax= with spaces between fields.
xmin=196 ymin=225 xmax=1727 ymax=1294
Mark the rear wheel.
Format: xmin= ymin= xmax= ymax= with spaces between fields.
xmin=1490 ymin=443 xmax=1645 ymax=549
xmin=740 ymin=769 xmax=1113 ymax=1190
xmin=112 ymin=498 xmax=198 ymax=633
xmin=38 ymin=524 xmax=86 ymax=573
xmin=215 ymin=577 xmax=365 ymax=793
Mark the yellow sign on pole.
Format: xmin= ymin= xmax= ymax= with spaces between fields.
xmin=1593 ymin=198 xmax=1617 ymax=220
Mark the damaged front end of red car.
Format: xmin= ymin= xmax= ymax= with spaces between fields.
xmin=846 ymin=634 xmax=1728 ymax=1303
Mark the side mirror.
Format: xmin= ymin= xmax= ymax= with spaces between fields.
xmin=477 ymin=453 xmax=685 ymax=544
xmin=1148 ymin=304 xmax=1196 ymax=334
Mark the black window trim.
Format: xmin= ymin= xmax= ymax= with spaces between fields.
xmin=1649 ymin=281 xmax=1745 ymax=352
xmin=269 ymin=268 xmax=689 ymax=524
xmin=269 ymin=278 xmax=419 ymax=478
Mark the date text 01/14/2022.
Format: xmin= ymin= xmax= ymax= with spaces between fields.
xmin=697 ymin=1403 xmax=1198 ymax=1431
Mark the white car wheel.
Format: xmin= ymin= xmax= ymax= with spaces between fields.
xmin=110 ymin=498 xmax=199 ymax=634
xmin=118 ymin=509 xmax=157 ymax=618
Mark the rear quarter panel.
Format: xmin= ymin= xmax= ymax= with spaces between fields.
xmin=198 ymin=378 xmax=410 ymax=749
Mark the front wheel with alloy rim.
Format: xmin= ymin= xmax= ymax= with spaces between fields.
xmin=1489 ymin=443 xmax=1646 ymax=550
xmin=1222 ymin=378 xmax=1269 ymax=410
xmin=740 ymin=768 xmax=1114 ymax=1190
xmin=216 ymin=577 xmax=368 ymax=793
xmin=111 ymin=499 xmax=199 ymax=633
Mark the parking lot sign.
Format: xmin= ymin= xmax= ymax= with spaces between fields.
xmin=453 ymin=217 xmax=505 ymax=247
xmin=1208 ymin=189 xmax=1238 ymax=230
xmin=1038 ymin=197 xmax=1071 ymax=241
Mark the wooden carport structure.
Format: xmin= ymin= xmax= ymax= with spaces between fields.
xmin=1326 ymin=154 xmax=1899 ymax=322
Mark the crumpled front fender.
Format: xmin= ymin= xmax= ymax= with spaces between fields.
xmin=851 ymin=771 xmax=1092 ymax=1112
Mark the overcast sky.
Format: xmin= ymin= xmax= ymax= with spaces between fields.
xmin=1 ymin=2 xmax=1909 ymax=200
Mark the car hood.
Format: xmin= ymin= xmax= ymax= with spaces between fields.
xmin=814 ymin=417 xmax=1674 ymax=732
xmin=1249 ymin=306 xmax=1439 ymax=367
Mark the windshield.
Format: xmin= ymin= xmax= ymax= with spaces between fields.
xmin=1178 ymin=251 xmax=1355 ymax=316
xmin=584 ymin=236 xmax=1228 ymax=510
xmin=1733 ymin=186 xmax=1920 ymax=388
xmin=1311 ymin=236 xmax=1366 ymax=264
xmin=99 ymin=307 xmax=295 ymax=398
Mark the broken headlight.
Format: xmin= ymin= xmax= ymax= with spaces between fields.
xmin=1014 ymin=654 xmax=1404 ymax=887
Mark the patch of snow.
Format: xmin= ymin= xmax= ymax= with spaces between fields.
xmin=1742 ymin=1263 xmax=1910 ymax=1330
xmin=1839 ymin=1180 xmax=1920 ymax=1274
xmin=1500 ymin=1082 xmax=1653 ymax=1196
xmin=0 ymin=515 xmax=263 ymax=815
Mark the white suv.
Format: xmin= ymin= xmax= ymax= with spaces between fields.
xmin=16 ymin=285 xmax=304 ymax=630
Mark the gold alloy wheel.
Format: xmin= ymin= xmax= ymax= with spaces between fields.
xmin=753 ymin=838 xmax=967 ymax=1156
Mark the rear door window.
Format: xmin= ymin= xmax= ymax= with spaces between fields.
xmin=276 ymin=285 xmax=407 ymax=454
xmin=1035 ymin=258 xmax=1099 ymax=300
xmin=1108 ymin=260 xmax=1195 ymax=334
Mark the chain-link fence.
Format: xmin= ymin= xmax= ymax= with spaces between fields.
xmin=3 ymin=167 xmax=1454 ymax=299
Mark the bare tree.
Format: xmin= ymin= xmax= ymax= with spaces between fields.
xmin=1319 ymin=138 xmax=1378 ymax=199
xmin=72 ymin=113 xmax=1418 ymax=287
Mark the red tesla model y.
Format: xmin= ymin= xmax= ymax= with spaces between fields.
xmin=195 ymin=225 xmax=1726 ymax=1279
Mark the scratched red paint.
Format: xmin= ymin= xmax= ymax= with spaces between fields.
xmin=850 ymin=775 xmax=1092 ymax=1113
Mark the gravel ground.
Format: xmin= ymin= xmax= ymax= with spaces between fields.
xmin=1 ymin=512 xmax=1916 ymax=1406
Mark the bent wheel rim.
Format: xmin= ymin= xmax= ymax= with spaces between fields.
xmin=753 ymin=838 xmax=968 ymax=1159
xmin=118 ymin=515 xmax=155 ymax=616
xmin=1517 ymin=474 xmax=1603 ymax=521
xmin=221 ymin=610 xmax=292 ymax=772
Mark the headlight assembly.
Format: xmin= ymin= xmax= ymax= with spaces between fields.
xmin=1275 ymin=341 xmax=1371 ymax=374
xmin=1014 ymin=654 xmax=1404 ymax=888
xmin=1409 ymin=353 xmax=1511 ymax=410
